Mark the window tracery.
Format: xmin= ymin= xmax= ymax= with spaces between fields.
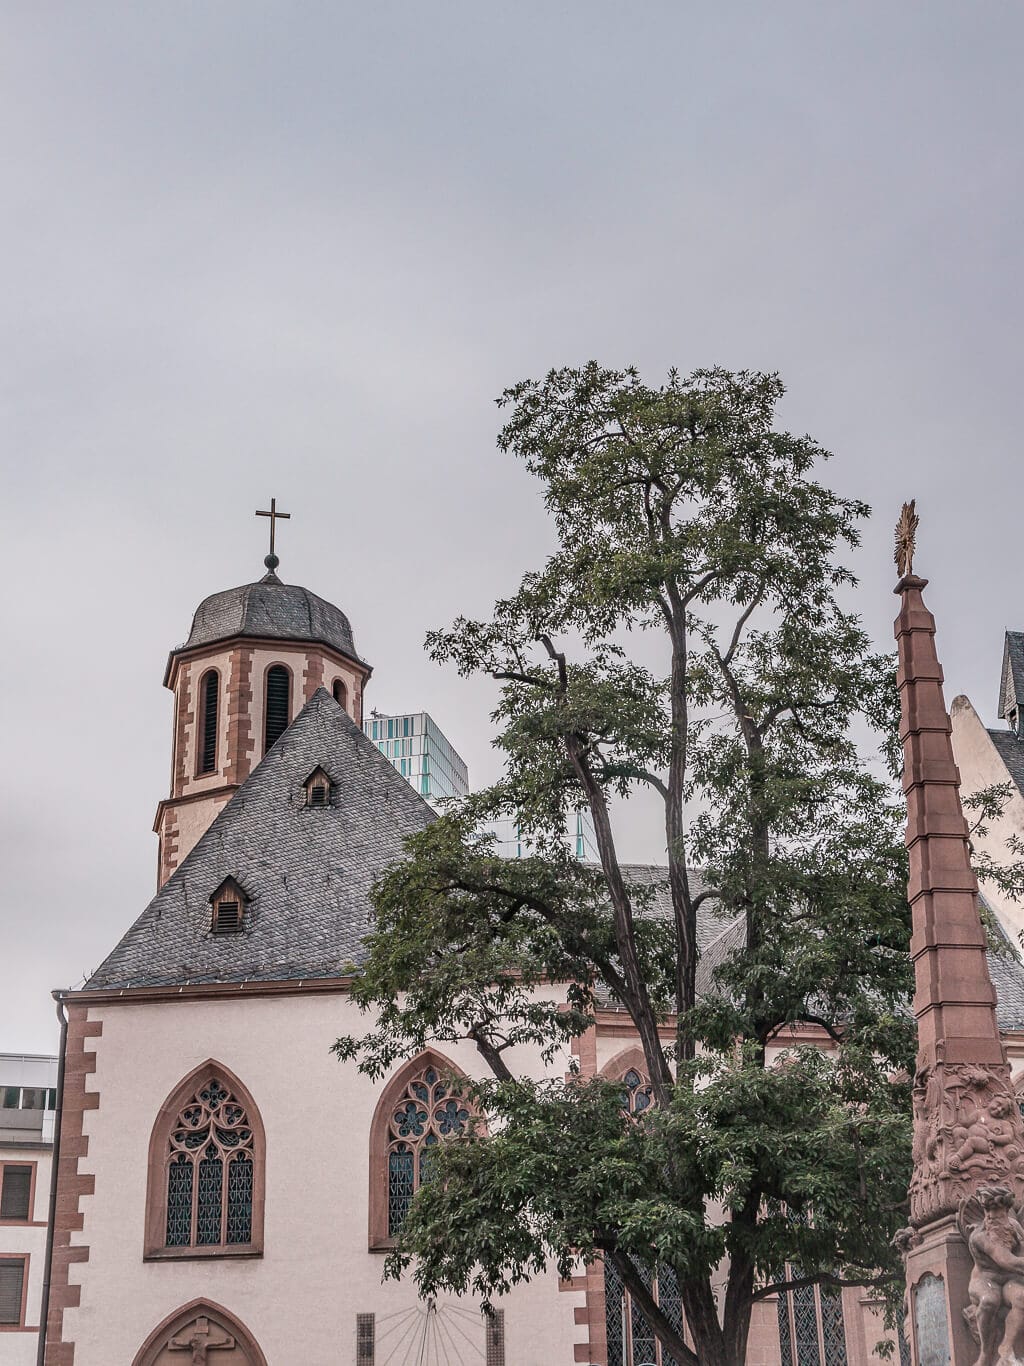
xmin=146 ymin=1063 xmax=264 ymax=1259
xmin=620 ymin=1067 xmax=653 ymax=1117
xmin=165 ymin=1077 xmax=254 ymax=1248
xmin=387 ymin=1065 xmax=472 ymax=1236
xmin=370 ymin=1053 xmax=479 ymax=1247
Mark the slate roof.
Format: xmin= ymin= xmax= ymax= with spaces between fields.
xmin=998 ymin=632 xmax=1024 ymax=721
xmin=86 ymin=690 xmax=432 ymax=989
xmin=85 ymin=694 xmax=1024 ymax=1034
xmin=989 ymin=727 xmax=1024 ymax=801
xmin=176 ymin=572 xmax=361 ymax=663
xmin=597 ymin=874 xmax=1024 ymax=1033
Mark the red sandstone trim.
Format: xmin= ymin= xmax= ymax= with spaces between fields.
xmin=225 ymin=645 xmax=255 ymax=787
xmin=44 ymin=1008 xmax=101 ymax=1366
xmin=303 ymin=651 xmax=325 ymax=702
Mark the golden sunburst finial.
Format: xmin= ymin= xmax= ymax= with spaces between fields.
xmin=895 ymin=500 xmax=919 ymax=579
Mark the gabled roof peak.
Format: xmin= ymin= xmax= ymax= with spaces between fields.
xmin=998 ymin=631 xmax=1024 ymax=723
xmin=86 ymin=689 xmax=433 ymax=990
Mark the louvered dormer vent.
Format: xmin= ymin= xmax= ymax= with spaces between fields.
xmin=209 ymin=876 xmax=248 ymax=935
xmin=303 ymin=766 xmax=332 ymax=809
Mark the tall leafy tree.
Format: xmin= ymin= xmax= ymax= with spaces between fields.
xmin=336 ymin=365 xmax=915 ymax=1366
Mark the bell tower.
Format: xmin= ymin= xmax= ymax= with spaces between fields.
xmin=153 ymin=502 xmax=372 ymax=886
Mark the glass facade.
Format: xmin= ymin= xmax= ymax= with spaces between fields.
xmin=363 ymin=711 xmax=469 ymax=809
xmin=484 ymin=807 xmax=599 ymax=861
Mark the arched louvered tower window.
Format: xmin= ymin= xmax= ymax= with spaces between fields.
xmin=197 ymin=669 xmax=219 ymax=775
xmin=145 ymin=1061 xmax=265 ymax=1259
xmin=264 ymin=665 xmax=291 ymax=752
xmin=332 ymin=678 xmax=348 ymax=711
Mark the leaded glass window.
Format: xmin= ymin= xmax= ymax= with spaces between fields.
xmin=163 ymin=1076 xmax=256 ymax=1249
xmin=775 ymin=1264 xmax=849 ymax=1365
xmin=385 ymin=1065 xmax=475 ymax=1237
xmin=620 ymin=1068 xmax=653 ymax=1117
xmin=604 ymin=1256 xmax=684 ymax=1366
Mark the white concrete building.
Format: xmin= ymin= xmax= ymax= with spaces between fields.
xmin=1 ymin=1054 xmax=58 ymax=1365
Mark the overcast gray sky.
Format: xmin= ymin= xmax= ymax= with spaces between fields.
xmin=3 ymin=2 xmax=1022 ymax=1052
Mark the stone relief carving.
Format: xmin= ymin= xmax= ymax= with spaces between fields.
xmin=168 ymin=1315 xmax=235 ymax=1363
xmin=958 ymin=1185 xmax=1024 ymax=1366
xmin=910 ymin=1065 xmax=1024 ymax=1224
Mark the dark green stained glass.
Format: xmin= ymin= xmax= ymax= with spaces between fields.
xmin=196 ymin=1150 xmax=223 ymax=1245
xmin=436 ymin=1099 xmax=469 ymax=1135
xmin=385 ymin=1065 xmax=480 ymax=1237
xmin=604 ymin=1256 xmax=625 ymax=1366
xmin=226 ymin=1155 xmax=253 ymax=1244
xmin=163 ymin=1075 xmax=256 ymax=1250
xmin=778 ymin=1290 xmax=795 ymax=1366
xmin=388 ymin=1144 xmax=414 ymax=1236
xmin=166 ymin=1155 xmax=193 ymax=1246
xmin=602 ymin=1256 xmax=682 ymax=1366
xmin=819 ymin=1288 xmax=848 ymax=1366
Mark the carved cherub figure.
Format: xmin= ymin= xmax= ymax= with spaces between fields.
xmin=949 ymin=1093 xmax=1024 ymax=1178
xmin=958 ymin=1184 xmax=1024 ymax=1366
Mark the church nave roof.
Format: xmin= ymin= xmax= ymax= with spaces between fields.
xmin=86 ymin=689 xmax=432 ymax=990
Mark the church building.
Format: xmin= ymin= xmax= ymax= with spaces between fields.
xmin=42 ymin=548 xmax=583 ymax=1366
xmin=38 ymin=538 xmax=1024 ymax=1366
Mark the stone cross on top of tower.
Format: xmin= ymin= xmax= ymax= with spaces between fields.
xmin=256 ymin=497 xmax=290 ymax=575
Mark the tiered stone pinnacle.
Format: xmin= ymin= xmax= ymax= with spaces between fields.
xmin=895 ymin=571 xmax=1024 ymax=1226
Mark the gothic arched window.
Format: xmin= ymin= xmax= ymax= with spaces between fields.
xmin=264 ymin=665 xmax=291 ymax=751
xmin=145 ymin=1062 xmax=265 ymax=1260
xmin=368 ymin=1052 xmax=480 ymax=1248
xmin=620 ymin=1068 xmax=653 ymax=1117
xmin=196 ymin=669 xmax=219 ymax=775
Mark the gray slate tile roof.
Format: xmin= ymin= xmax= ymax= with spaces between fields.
xmin=597 ymin=873 xmax=1024 ymax=1033
xmin=999 ymin=632 xmax=1024 ymax=721
xmin=988 ymin=727 xmax=1024 ymax=801
xmin=85 ymin=695 xmax=1024 ymax=1035
xmin=178 ymin=573 xmax=362 ymax=663
xmin=86 ymin=689 xmax=432 ymax=989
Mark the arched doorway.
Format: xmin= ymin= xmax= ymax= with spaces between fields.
xmin=132 ymin=1300 xmax=267 ymax=1365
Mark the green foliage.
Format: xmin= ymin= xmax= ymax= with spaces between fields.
xmin=336 ymin=364 xmax=921 ymax=1366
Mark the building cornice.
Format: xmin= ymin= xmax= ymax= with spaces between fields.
xmin=163 ymin=635 xmax=373 ymax=691
xmin=55 ymin=975 xmax=356 ymax=1007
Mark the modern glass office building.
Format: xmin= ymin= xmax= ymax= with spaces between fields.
xmin=485 ymin=807 xmax=598 ymax=861
xmin=364 ymin=710 xmax=596 ymax=859
xmin=362 ymin=710 xmax=469 ymax=808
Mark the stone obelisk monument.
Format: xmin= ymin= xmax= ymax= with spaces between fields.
xmin=896 ymin=503 xmax=1024 ymax=1365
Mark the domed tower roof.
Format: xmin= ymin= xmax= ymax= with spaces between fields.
xmin=179 ymin=570 xmax=362 ymax=664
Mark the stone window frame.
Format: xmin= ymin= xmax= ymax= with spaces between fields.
xmin=131 ymin=1297 xmax=268 ymax=1365
xmin=144 ymin=1060 xmax=266 ymax=1262
xmin=332 ymin=677 xmax=348 ymax=712
xmin=368 ymin=1049 xmax=481 ymax=1251
xmin=0 ymin=1253 xmax=30 ymax=1331
xmin=0 ymin=1160 xmax=38 ymax=1225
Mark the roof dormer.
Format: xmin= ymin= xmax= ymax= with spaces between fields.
xmin=303 ymin=767 xmax=332 ymax=809
xmin=209 ymin=877 xmax=248 ymax=935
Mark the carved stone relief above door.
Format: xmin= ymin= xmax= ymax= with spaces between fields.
xmin=132 ymin=1300 xmax=267 ymax=1366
